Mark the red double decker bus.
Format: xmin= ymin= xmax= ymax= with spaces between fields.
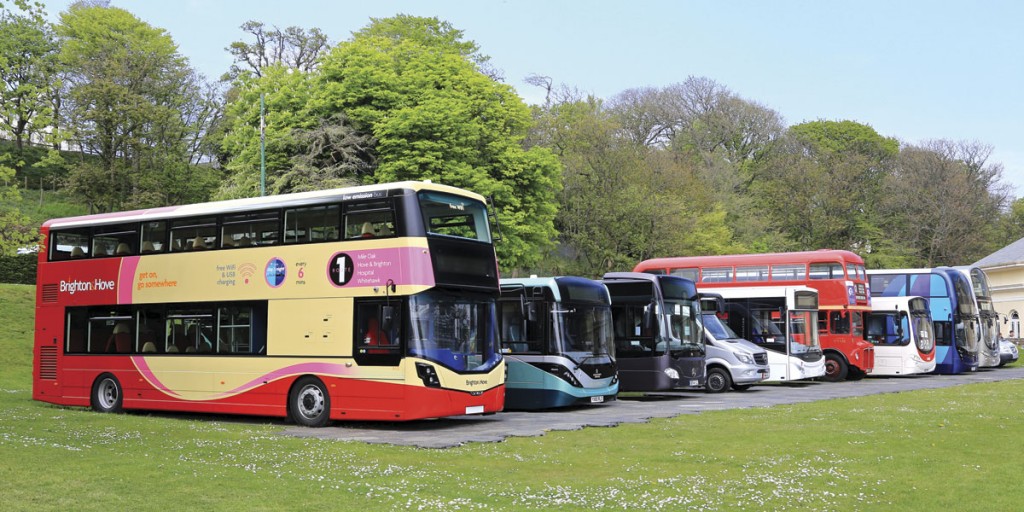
xmin=634 ymin=250 xmax=874 ymax=381
xmin=32 ymin=181 xmax=505 ymax=426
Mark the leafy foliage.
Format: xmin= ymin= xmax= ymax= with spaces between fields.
xmin=217 ymin=65 xmax=317 ymax=198
xmin=57 ymin=3 xmax=221 ymax=212
xmin=0 ymin=153 xmax=37 ymax=254
xmin=277 ymin=113 xmax=374 ymax=193
xmin=0 ymin=9 xmax=59 ymax=153
xmin=314 ymin=16 xmax=560 ymax=271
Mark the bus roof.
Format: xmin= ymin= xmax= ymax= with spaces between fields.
xmin=602 ymin=271 xmax=679 ymax=284
xmin=871 ymin=295 xmax=928 ymax=311
xmin=700 ymin=284 xmax=817 ymax=300
xmin=42 ymin=181 xmax=484 ymax=229
xmin=500 ymin=276 xmax=609 ymax=304
xmin=635 ymin=249 xmax=864 ymax=272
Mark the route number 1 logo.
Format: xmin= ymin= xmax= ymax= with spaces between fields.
xmin=329 ymin=252 xmax=354 ymax=286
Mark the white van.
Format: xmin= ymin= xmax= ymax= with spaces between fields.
xmin=700 ymin=294 xmax=770 ymax=392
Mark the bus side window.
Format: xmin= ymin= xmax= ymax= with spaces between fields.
xmin=829 ymin=311 xmax=850 ymax=334
xmin=344 ymin=201 xmax=396 ymax=240
xmin=51 ymin=229 xmax=90 ymax=261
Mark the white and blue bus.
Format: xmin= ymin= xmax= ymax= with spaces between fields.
xmin=498 ymin=277 xmax=618 ymax=409
xmin=868 ymin=268 xmax=980 ymax=374
xmin=866 ymin=296 xmax=937 ymax=376
xmin=953 ymin=266 xmax=1001 ymax=368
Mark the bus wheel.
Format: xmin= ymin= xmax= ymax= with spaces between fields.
xmin=823 ymin=354 xmax=848 ymax=382
xmin=289 ymin=377 xmax=332 ymax=428
xmin=705 ymin=368 xmax=732 ymax=393
xmin=91 ymin=374 xmax=123 ymax=413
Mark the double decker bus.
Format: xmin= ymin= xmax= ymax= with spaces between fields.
xmin=709 ymin=286 xmax=825 ymax=382
xmin=953 ymin=266 xmax=1001 ymax=368
xmin=866 ymin=296 xmax=936 ymax=376
xmin=497 ymin=276 xmax=618 ymax=409
xmin=600 ymin=272 xmax=705 ymax=391
xmin=867 ymin=268 xmax=980 ymax=374
xmin=32 ymin=181 xmax=505 ymax=426
xmin=635 ymin=250 xmax=874 ymax=382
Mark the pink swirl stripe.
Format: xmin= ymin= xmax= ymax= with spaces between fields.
xmin=131 ymin=358 xmax=358 ymax=401
xmin=118 ymin=256 xmax=141 ymax=304
xmin=131 ymin=356 xmax=182 ymax=397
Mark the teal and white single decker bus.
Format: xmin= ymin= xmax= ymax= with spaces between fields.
xmin=498 ymin=276 xmax=618 ymax=409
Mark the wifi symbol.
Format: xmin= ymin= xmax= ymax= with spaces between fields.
xmin=239 ymin=263 xmax=258 ymax=284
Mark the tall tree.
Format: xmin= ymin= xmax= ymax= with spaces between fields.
xmin=58 ymin=3 xmax=220 ymax=211
xmin=880 ymin=140 xmax=1009 ymax=266
xmin=532 ymin=94 xmax=738 ymax=276
xmin=277 ymin=112 xmax=375 ymax=193
xmin=313 ymin=15 xmax=561 ymax=272
xmin=755 ymin=120 xmax=898 ymax=256
xmin=226 ymin=21 xmax=329 ymax=79
xmin=607 ymin=79 xmax=788 ymax=252
xmin=217 ymin=65 xmax=317 ymax=198
xmin=0 ymin=9 xmax=60 ymax=152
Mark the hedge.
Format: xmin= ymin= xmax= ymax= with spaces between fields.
xmin=0 ymin=254 xmax=37 ymax=284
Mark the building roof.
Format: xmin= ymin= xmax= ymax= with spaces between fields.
xmin=974 ymin=236 xmax=1024 ymax=268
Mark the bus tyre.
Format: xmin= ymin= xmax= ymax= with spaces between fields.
xmin=705 ymin=367 xmax=732 ymax=393
xmin=289 ymin=377 xmax=331 ymax=428
xmin=823 ymin=353 xmax=848 ymax=382
xmin=91 ymin=374 xmax=123 ymax=413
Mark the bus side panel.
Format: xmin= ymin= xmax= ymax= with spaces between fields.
xmin=328 ymin=376 xmax=505 ymax=421
xmin=33 ymin=306 xmax=66 ymax=404
xmin=503 ymin=359 xmax=612 ymax=410
xmin=267 ymin=298 xmax=352 ymax=357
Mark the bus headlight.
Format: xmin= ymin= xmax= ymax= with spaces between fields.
xmin=663 ymin=368 xmax=680 ymax=380
xmin=415 ymin=362 xmax=441 ymax=388
xmin=736 ymin=353 xmax=754 ymax=365
xmin=536 ymin=363 xmax=581 ymax=387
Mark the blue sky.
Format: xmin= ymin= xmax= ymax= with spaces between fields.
xmin=45 ymin=0 xmax=1024 ymax=195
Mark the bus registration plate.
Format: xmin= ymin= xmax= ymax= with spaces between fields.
xmin=465 ymin=405 xmax=484 ymax=415
xmin=689 ymin=379 xmax=699 ymax=387
xmin=590 ymin=396 xmax=604 ymax=403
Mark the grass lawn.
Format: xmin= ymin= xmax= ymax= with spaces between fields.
xmin=1 ymin=283 xmax=1021 ymax=511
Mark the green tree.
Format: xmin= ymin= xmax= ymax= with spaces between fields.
xmin=314 ymin=15 xmax=560 ymax=272
xmin=277 ymin=113 xmax=374 ymax=193
xmin=607 ymin=78 xmax=788 ymax=253
xmin=57 ymin=3 xmax=220 ymax=211
xmin=217 ymin=65 xmax=317 ymax=198
xmin=0 ymin=9 xmax=60 ymax=153
xmin=530 ymin=94 xmax=738 ymax=277
xmin=881 ymin=140 xmax=1008 ymax=266
xmin=755 ymin=120 xmax=898 ymax=257
xmin=0 ymin=154 xmax=37 ymax=254
xmin=997 ymin=197 xmax=1024 ymax=247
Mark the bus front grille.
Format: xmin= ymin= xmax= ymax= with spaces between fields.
xmin=754 ymin=353 xmax=768 ymax=365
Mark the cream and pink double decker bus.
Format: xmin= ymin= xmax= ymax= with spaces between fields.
xmin=635 ymin=250 xmax=875 ymax=382
xmin=32 ymin=181 xmax=504 ymax=426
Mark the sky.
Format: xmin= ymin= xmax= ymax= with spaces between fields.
xmin=42 ymin=0 xmax=1024 ymax=195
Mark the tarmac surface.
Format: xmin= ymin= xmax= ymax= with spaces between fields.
xmin=281 ymin=365 xmax=1024 ymax=448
